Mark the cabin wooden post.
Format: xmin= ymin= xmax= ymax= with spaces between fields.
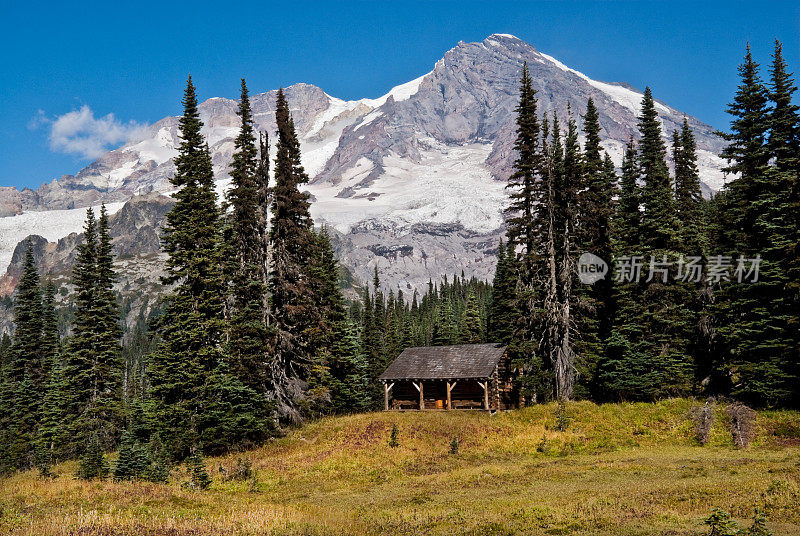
xmin=446 ymin=381 xmax=452 ymax=410
xmin=412 ymin=380 xmax=424 ymax=410
xmin=384 ymin=382 xmax=394 ymax=411
xmin=478 ymin=380 xmax=489 ymax=410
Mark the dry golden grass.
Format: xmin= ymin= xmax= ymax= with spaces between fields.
xmin=1 ymin=399 xmax=798 ymax=535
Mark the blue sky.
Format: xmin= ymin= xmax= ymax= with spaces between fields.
xmin=1 ymin=0 xmax=798 ymax=189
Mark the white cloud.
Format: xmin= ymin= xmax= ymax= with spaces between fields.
xmin=34 ymin=106 xmax=145 ymax=160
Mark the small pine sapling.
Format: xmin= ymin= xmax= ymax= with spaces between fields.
xmin=145 ymin=434 xmax=171 ymax=483
xmin=536 ymin=432 xmax=548 ymax=453
xmin=184 ymin=450 xmax=212 ymax=490
xmin=449 ymin=436 xmax=460 ymax=455
xmin=746 ymin=508 xmax=772 ymax=536
xmin=78 ymin=433 xmax=110 ymax=480
xmin=704 ymin=508 xmax=740 ymax=536
xmin=388 ymin=423 xmax=400 ymax=448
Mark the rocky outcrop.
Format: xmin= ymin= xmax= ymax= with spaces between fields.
xmin=0 ymin=192 xmax=174 ymax=296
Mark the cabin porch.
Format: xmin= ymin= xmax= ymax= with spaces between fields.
xmin=383 ymin=378 xmax=491 ymax=411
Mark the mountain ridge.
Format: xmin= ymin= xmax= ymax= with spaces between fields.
xmin=0 ymin=33 xmax=730 ymax=294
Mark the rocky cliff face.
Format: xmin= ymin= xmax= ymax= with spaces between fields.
xmin=0 ymin=192 xmax=174 ymax=335
xmin=0 ymin=34 xmax=730 ymax=297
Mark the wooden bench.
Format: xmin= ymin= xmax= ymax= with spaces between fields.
xmin=392 ymin=399 xmax=419 ymax=410
xmin=451 ymin=399 xmax=485 ymax=410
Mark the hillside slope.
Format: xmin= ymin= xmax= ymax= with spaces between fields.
xmin=1 ymin=399 xmax=798 ymax=535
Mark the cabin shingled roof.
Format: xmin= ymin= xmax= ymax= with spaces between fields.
xmin=379 ymin=343 xmax=507 ymax=381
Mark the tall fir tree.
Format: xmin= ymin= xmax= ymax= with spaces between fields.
xmin=767 ymin=40 xmax=800 ymax=404
xmin=575 ymin=98 xmax=616 ymax=395
xmin=487 ymin=240 xmax=517 ymax=344
xmin=327 ymin=320 xmax=371 ymax=414
xmin=460 ymin=290 xmax=483 ymax=344
xmin=63 ymin=206 xmax=122 ymax=453
xmin=225 ymin=79 xmax=271 ymax=395
xmin=542 ymin=111 xmax=580 ymax=400
xmin=268 ymin=88 xmax=324 ymax=422
xmin=638 ymin=87 xmax=681 ymax=251
xmin=505 ymin=62 xmax=544 ymax=270
xmin=578 ymin=98 xmax=614 ymax=262
xmin=34 ymin=281 xmax=64 ymax=464
xmin=712 ymin=43 xmax=799 ymax=404
xmin=0 ymin=240 xmax=43 ymax=470
xmin=767 ymin=40 xmax=800 ymax=172
xmin=148 ymin=76 xmax=229 ymax=457
xmin=614 ymin=138 xmax=641 ymax=250
xmin=602 ymin=90 xmax=695 ymax=400
xmin=11 ymin=240 xmax=44 ymax=387
xmin=503 ymin=63 xmax=550 ymax=401
xmin=674 ymin=118 xmax=705 ymax=252
xmin=718 ymin=44 xmax=771 ymax=252
xmin=716 ymin=45 xmax=796 ymax=404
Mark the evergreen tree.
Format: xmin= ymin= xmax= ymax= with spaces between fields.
xmin=95 ymin=205 xmax=123 ymax=436
xmin=40 ymin=282 xmax=59 ymax=370
xmin=199 ymin=361 xmax=272 ymax=454
xmin=503 ymin=64 xmax=550 ymax=402
xmin=713 ymin=43 xmax=799 ymax=404
xmin=718 ymin=44 xmax=771 ymax=251
xmin=578 ymin=98 xmax=614 ymax=261
xmin=674 ymin=118 xmax=705 ymax=252
xmin=268 ymin=87 xmax=325 ymax=422
xmin=185 ymin=449 xmax=212 ymax=490
xmin=767 ymin=40 xmax=800 ymax=172
xmin=11 ymin=240 xmax=44 ymax=387
xmin=113 ymin=428 xmax=150 ymax=481
xmin=310 ymin=228 xmax=347 ymax=350
xmin=487 ymin=240 xmax=517 ymax=344
xmin=36 ymin=281 xmax=61 ymax=468
xmin=767 ymin=40 xmax=800 ymax=404
xmin=541 ymin=111 xmax=580 ymax=400
xmin=505 ymin=63 xmax=544 ymax=272
xmin=225 ymin=79 xmax=271 ymax=395
xmin=78 ymin=432 xmax=110 ymax=480
xmin=327 ymin=320 xmax=371 ymax=414
xmin=1 ymin=240 xmax=44 ymax=470
xmin=431 ymin=298 xmax=455 ymax=346
xmin=614 ymin=138 xmax=641 ymax=249
xmin=145 ymin=435 xmax=171 ymax=483
xmin=460 ymin=291 xmax=483 ymax=343
xmin=575 ymin=98 xmax=616 ymax=395
xmin=602 ymin=90 xmax=695 ymax=400
xmin=35 ymin=354 xmax=67 ymax=465
xmin=148 ymin=76 xmax=228 ymax=458
xmin=638 ymin=87 xmax=681 ymax=251
xmin=63 ymin=206 xmax=122 ymax=453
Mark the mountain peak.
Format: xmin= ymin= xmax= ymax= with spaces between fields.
xmin=486 ymin=33 xmax=522 ymax=41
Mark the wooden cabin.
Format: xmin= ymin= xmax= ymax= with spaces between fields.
xmin=379 ymin=343 xmax=516 ymax=411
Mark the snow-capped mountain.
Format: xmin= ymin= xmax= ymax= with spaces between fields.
xmin=0 ymin=34 xmax=730 ymax=294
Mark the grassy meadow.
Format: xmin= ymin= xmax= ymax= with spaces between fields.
xmin=1 ymin=399 xmax=799 ymax=535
